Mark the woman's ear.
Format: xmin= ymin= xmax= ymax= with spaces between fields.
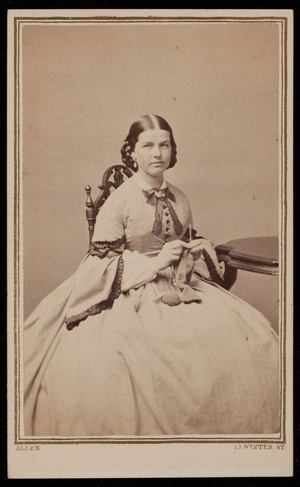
xmin=131 ymin=151 xmax=137 ymax=163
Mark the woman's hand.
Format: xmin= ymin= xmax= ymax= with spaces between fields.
xmin=185 ymin=239 xmax=223 ymax=278
xmin=156 ymin=240 xmax=189 ymax=271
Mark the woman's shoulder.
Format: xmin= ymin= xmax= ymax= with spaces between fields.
xmin=166 ymin=181 xmax=190 ymax=205
xmin=112 ymin=175 xmax=139 ymax=198
xmin=101 ymin=174 xmax=140 ymax=208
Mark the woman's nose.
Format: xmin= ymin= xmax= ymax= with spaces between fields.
xmin=153 ymin=145 xmax=161 ymax=158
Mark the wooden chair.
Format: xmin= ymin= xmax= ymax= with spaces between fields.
xmin=85 ymin=164 xmax=133 ymax=246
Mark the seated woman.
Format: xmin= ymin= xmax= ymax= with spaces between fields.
xmin=24 ymin=114 xmax=279 ymax=437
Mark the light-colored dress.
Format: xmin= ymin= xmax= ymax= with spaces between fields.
xmin=24 ymin=173 xmax=279 ymax=436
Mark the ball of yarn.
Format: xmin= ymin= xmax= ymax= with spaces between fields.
xmin=180 ymin=287 xmax=202 ymax=304
xmin=161 ymin=291 xmax=181 ymax=306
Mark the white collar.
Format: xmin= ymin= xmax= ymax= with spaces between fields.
xmin=133 ymin=172 xmax=167 ymax=191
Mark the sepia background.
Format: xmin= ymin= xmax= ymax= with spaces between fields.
xmin=22 ymin=22 xmax=280 ymax=329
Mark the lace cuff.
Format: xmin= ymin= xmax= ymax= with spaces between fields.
xmin=202 ymin=249 xmax=225 ymax=287
xmin=65 ymin=256 xmax=124 ymax=330
xmin=88 ymin=235 xmax=126 ymax=258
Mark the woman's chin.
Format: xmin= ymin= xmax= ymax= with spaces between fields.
xmin=150 ymin=166 xmax=166 ymax=175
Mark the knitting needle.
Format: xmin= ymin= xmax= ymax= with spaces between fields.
xmin=152 ymin=234 xmax=177 ymax=283
xmin=143 ymin=235 xmax=164 ymax=256
xmin=189 ymin=223 xmax=192 ymax=243
xmin=153 ymin=234 xmax=165 ymax=245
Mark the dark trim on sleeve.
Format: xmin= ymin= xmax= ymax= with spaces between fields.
xmin=88 ymin=235 xmax=126 ymax=258
xmin=65 ymin=255 xmax=124 ymax=330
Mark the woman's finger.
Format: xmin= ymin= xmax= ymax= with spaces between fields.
xmin=172 ymin=250 xmax=182 ymax=257
xmin=167 ymin=240 xmax=182 ymax=249
xmin=189 ymin=244 xmax=203 ymax=254
xmin=185 ymin=239 xmax=205 ymax=250
xmin=180 ymin=241 xmax=191 ymax=249
xmin=189 ymin=240 xmax=223 ymax=275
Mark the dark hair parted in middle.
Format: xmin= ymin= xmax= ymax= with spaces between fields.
xmin=120 ymin=115 xmax=177 ymax=172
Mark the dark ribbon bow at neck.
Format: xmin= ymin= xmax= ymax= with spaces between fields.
xmin=142 ymin=187 xmax=183 ymax=237
xmin=142 ymin=187 xmax=176 ymax=204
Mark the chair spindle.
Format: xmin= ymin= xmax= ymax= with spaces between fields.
xmin=85 ymin=185 xmax=95 ymax=247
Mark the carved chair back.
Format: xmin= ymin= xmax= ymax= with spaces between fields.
xmin=85 ymin=164 xmax=133 ymax=246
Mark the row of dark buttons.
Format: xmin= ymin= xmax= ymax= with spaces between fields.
xmin=163 ymin=205 xmax=170 ymax=229
xmin=163 ymin=204 xmax=171 ymax=239
xmin=162 ymin=204 xmax=172 ymax=240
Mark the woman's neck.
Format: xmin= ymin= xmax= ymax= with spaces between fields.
xmin=136 ymin=170 xmax=164 ymax=188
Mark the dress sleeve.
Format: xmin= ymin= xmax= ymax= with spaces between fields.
xmin=91 ymin=192 xmax=159 ymax=290
xmin=64 ymin=191 xmax=159 ymax=330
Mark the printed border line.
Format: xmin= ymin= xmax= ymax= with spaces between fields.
xmin=278 ymin=14 xmax=288 ymax=445
xmin=14 ymin=14 xmax=287 ymax=445
xmin=14 ymin=15 xmax=288 ymax=445
xmin=14 ymin=15 xmax=20 ymax=444
xmin=12 ymin=16 xmax=288 ymax=21
xmin=279 ymin=17 xmax=284 ymax=444
xmin=14 ymin=438 xmax=283 ymax=445
xmin=284 ymin=12 xmax=288 ymax=444
xmin=281 ymin=15 xmax=287 ymax=444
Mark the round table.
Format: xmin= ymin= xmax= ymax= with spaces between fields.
xmin=215 ymin=237 xmax=279 ymax=290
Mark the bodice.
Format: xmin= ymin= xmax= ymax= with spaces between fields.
xmin=93 ymin=175 xmax=192 ymax=254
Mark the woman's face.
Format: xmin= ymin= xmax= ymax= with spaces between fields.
xmin=132 ymin=129 xmax=171 ymax=182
